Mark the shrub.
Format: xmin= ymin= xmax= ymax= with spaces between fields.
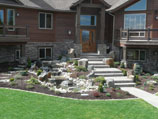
xmin=133 ymin=63 xmax=142 ymax=75
xmin=26 ymin=85 xmax=34 ymax=89
xmin=58 ymin=56 xmax=62 ymax=60
xmin=79 ymin=75 xmax=87 ymax=79
xmin=136 ymin=81 xmax=141 ymax=86
xmin=8 ymin=67 xmax=13 ymax=71
xmin=134 ymin=75 xmax=139 ymax=82
xmin=95 ymin=76 xmax=106 ymax=85
xmin=115 ymin=87 xmax=120 ymax=90
xmin=114 ymin=62 xmax=120 ymax=68
xmin=75 ymin=66 xmax=87 ymax=72
xmin=121 ymin=69 xmax=127 ymax=76
xmin=116 ymin=92 xmax=121 ymax=97
xmin=27 ymin=77 xmax=39 ymax=85
xmin=120 ymin=62 xmax=125 ymax=68
xmin=98 ymin=84 xmax=104 ymax=93
xmin=151 ymin=76 xmax=158 ymax=80
xmin=27 ymin=58 xmax=32 ymax=68
xmin=149 ymin=85 xmax=154 ymax=90
xmin=106 ymin=93 xmax=111 ymax=97
xmin=93 ymin=92 xmax=100 ymax=97
xmin=74 ymin=60 xmax=78 ymax=66
xmin=20 ymin=70 xmax=28 ymax=76
xmin=67 ymin=60 xmax=73 ymax=64
xmin=14 ymin=74 xmax=23 ymax=80
xmin=10 ymin=81 xmax=17 ymax=86
xmin=106 ymin=59 xmax=114 ymax=67
xmin=9 ymin=78 xmax=15 ymax=82
xmin=37 ymin=69 xmax=43 ymax=76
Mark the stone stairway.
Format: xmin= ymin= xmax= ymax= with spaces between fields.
xmin=80 ymin=53 xmax=136 ymax=87
xmin=0 ymin=73 xmax=11 ymax=83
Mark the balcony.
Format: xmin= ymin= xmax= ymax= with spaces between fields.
xmin=119 ymin=28 xmax=158 ymax=46
xmin=0 ymin=25 xmax=29 ymax=43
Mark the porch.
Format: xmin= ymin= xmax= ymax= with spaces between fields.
xmin=0 ymin=25 xmax=29 ymax=43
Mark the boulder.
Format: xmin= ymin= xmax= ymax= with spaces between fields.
xmin=78 ymin=59 xmax=88 ymax=68
xmin=38 ymin=71 xmax=48 ymax=82
xmin=68 ymin=48 xmax=75 ymax=58
xmin=88 ymin=65 xmax=94 ymax=71
xmin=103 ymin=58 xmax=114 ymax=67
xmin=106 ymin=79 xmax=115 ymax=88
xmin=147 ymin=80 xmax=157 ymax=85
xmin=81 ymin=94 xmax=89 ymax=97
xmin=42 ymin=61 xmax=52 ymax=67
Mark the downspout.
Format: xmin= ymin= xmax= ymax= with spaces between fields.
xmin=108 ymin=12 xmax=115 ymax=51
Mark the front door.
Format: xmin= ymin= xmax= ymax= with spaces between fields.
xmin=80 ymin=29 xmax=96 ymax=53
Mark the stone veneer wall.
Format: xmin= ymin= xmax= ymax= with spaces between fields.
xmin=25 ymin=42 xmax=74 ymax=60
xmin=0 ymin=45 xmax=20 ymax=63
xmin=126 ymin=48 xmax=158 ymax=73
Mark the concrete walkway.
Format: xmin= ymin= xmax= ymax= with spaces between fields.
xmin=121 ymin=87 xmax=158 ymax=108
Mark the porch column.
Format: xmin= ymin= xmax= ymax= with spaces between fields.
xmin=100 ymin=7 xmax=105 ymax=44
xmin=76 ymin=5 xmax=81 ymax=44
xmin=123 ymin=46 xmax=127 ymax=62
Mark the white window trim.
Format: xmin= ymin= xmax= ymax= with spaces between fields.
xmin=124 ymin=13 xmax=146 ymax=37
xmin=39 ymin=47 xmax=53 ymax=59
xmin=39 ymin=12 xmax=53 ymax=30
xmin=127 ymin=49 xmax=146 ymax=61
xmin=80 ymin=15 xmax=97 ymax=26
xmin=7 ymin=9 xmax=15 ymax=31
xmin=15 ymin=49 xmax=21 ymax=60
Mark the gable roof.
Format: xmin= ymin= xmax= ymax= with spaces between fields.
xmin=0 ymin=0 xmax=140 ymax=12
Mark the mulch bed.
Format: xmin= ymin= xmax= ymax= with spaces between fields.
xmin=136 ymin=75 xmax=158 ymax=94
xmin=0 ymin=72 xmax=135 ymax=100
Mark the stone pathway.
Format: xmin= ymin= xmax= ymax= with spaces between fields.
xmin=121 ymin=87 xmax=158 ymax=108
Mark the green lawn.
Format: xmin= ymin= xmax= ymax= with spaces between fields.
xmin=0 ymin=88 xmax=158 ymax=119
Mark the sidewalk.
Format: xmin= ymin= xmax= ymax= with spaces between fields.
xmin=121 ymin=87 xmax=158 ymax=108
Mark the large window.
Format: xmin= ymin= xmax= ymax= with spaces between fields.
xmin=39 ymin=48 xmax=52 ymax=59
xmin=7 ymin=9 xmax=15 ymax=31
xmin=39 ymin=13 xmax=53 ymax=29
xmin=124 ymin=14 xmax=146 ymax=37
xmin=80 ymin=15 xmax=96 ymax=26
xmin=127 ymin=50 xmax=146 ymax=61
xmin=125 ymin=0 xmax=147 ymax=11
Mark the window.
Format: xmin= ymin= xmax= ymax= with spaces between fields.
xmin=124 ymin=14 xmax=146 ymax=37
xmin=15 ymin=50 xmax=21 ymax=60
xmin=39 ymin=13 xmax=53 ymax=29
xmin=127 ymin=50 xmax=146 ymax=61
xmin=0 ymin=10 xmax=4 ymax=25
xmin=80 ymin=15 xmax=96 ymax=26
xmin=125 ymin=0 xmax=147 ymax=11
xmin=7 ymin=9 xmax=15 ymax=31
xmin=39 ymin=48 xmax=52 ymax=59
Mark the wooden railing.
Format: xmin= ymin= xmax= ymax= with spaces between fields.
xmin=0 ymin=25 xmax=29 ymax=38
xmin=120 ymin=28 xmax=158 ymax=41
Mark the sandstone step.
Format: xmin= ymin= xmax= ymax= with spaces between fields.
xmin=94 ymin=68 xmax=122 ymax=73
xmin=88 ymin=61 xmax=104 ymax=65
xmin=93 ymin=65 xmax=110 ymax=68
xmin=106 ymin=77 xmax=134 ymax=83
xmin=95 ymin=73 xmax=124 ymax=77
xmin=115 ymin=82 xmax=136 ymax=87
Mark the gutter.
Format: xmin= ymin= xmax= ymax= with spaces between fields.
xmin=108 ymin=12 xmax=115 ymax=51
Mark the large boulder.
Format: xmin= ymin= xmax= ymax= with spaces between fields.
xmin=38 ymin=71 xmax=48 ymax=82
xmin=78 ymin=59 xmax=88 ymax=68
xmin=106 ymin=78 xmax=115 ymax=88
xmin=103 ymin=58 xmax=114 ymax=67
xmin=68 ymin=48 xmax=75 ymax=58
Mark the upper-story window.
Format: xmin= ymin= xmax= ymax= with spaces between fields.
xmin=7 ymin=9 xmax=15 ymax=31
xmin=125 ymin=0 xmax=147 ymax=11
xmin=80 ymin=15 xmax=96 ymax=26
xmin=39 ymin=12 xmax=53 ymax=29
xmin=0 ymin=10 xmax=4 ymax=25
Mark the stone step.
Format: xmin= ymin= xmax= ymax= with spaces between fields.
xmin=13 ymin=67 xmax=24 ymax=71
xmin=18 ymin=65 xmax=26 ymax=68
xmin=94 ymin=68 xmax=122 ymax=73
xmin=106 ymin=77 xmax=134 ymax=83
xmin=95 ymin=73 xmax=124 ymax=77
xmin=115 ymin=82 xmax=136 ymax=87
xmin=93 ymin=65 xmax=110 ymax=68
xmin=88 ymin=61 xmax=104 ymax=65
xmin=87 ymin=58 xmax=103 ymax=61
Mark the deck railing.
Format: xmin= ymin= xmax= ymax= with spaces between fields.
xmin=0 ymin=25 xmax=29 ymax=38
xmin=120 ymin=28 xmax=158 ymax=41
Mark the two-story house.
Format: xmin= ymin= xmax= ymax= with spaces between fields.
xmin=0 ymin=0 xmax=158 ymax=72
